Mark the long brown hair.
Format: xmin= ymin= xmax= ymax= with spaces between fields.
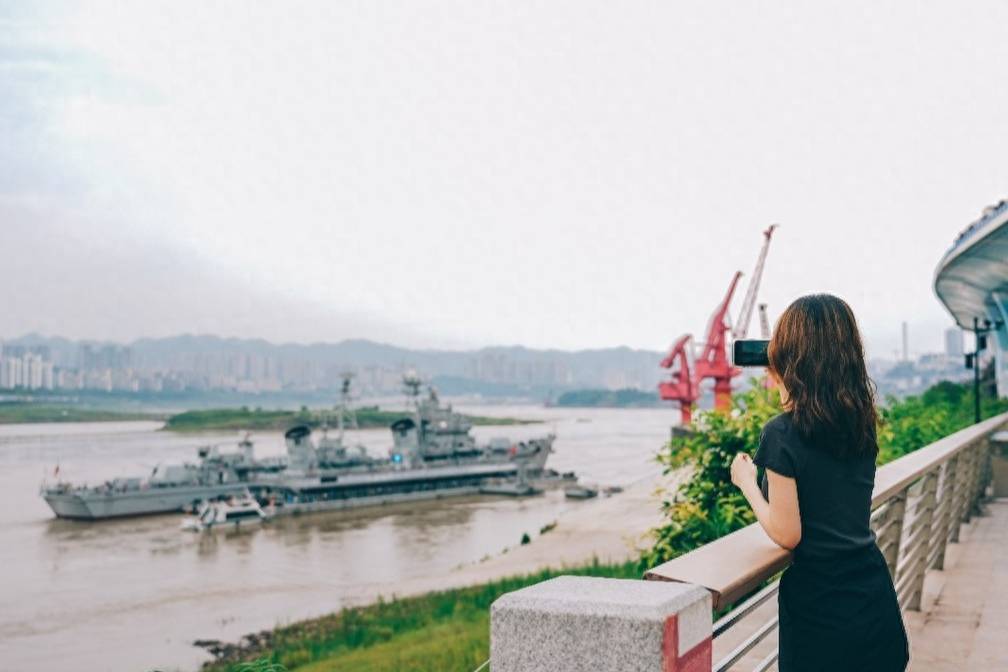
xmin=768 ymin=294 xmax=878 ymax=458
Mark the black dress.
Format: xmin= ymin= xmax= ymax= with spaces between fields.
xmin=754 ymin=413 xmax=909 ymax=672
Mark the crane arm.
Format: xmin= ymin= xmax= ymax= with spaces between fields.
xmin=733 ymin=224 xmax=778 ymax=339
xmin=699 ymin=271 xmax=742 ymax=361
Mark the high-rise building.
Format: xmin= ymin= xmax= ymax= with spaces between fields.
xmin=944 ymin=327 xmax=963 ymax=359
xmin=901 ymin=322 xmax=909 ymax=361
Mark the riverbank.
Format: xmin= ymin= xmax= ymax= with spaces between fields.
xmin=202 ymin=471 xmax=679 ymax=671
xmin=553 ymin=388 xmax=661 ymax=408
xmin=0 ymin=402 xmax=162 ymax=424
xmin=164 ymin=406 xmax=537 ymax=432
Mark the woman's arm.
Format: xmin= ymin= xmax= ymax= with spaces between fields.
xmin=730 ymin=453 xmax=802 ymax=550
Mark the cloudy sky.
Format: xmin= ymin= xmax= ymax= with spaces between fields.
xmin=3 ymin=1 xmax=1007 ymax=356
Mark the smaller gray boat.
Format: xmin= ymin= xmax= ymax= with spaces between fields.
xmin=41 ymin=438 xmax=262 ymax=520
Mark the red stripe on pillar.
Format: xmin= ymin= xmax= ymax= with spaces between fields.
xmin=663 ymin=614 xmax=712 ymax=672
xmin=677 ymin=638 xmax=713 ymax=672
xmin=662 ymin=614 xmax=679 ymax=672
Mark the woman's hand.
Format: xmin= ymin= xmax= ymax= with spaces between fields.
xmin=730 ymin=452 xmax=757 ymax=490
xmin=731 ymin=451 xmax=802 ymax=550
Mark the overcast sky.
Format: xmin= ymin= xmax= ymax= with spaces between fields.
xmin=3 ymin=2 xmax=1007 ymax=357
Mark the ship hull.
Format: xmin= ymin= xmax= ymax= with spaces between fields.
xmin=267 ymin=484 xmax=486 ymax=515
xmin=43 ymin=484 xmax=251 ymax=520
xmin=261 ymin=477 xmax=570 ymax=516
xmin=254 ymin=459 xmax=567 ymax=517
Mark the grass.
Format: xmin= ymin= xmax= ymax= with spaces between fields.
xmin=202 ymin=559 xmax=639 ymax=672
xmin=294 ymin=618 xmax=489 ymax=672
xmin=166 ymin=406 xmax=535 ymax=432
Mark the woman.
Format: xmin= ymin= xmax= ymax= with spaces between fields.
xmin=730 ymin=294 xmax=909 ymax=672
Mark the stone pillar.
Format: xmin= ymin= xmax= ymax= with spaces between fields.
xmin=490 ymin=575 xmax=712 ymax=672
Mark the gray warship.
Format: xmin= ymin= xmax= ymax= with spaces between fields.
xmin=41 ymin=437 xmax=266 ymax=520
xmin=253 ymin=374 xmax=559 ymax=515
xmin=41 ymin=374 xmax=562 ymax=520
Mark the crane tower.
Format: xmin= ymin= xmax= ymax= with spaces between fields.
xmin=658 ymin=225 xmax=777 ymax=424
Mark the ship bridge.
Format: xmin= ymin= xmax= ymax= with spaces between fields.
xmin=934 ymin=200 xmax=1008 ymax=397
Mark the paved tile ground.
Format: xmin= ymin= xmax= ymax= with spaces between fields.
xmin=905 ymin=498 xmax=1008 ymax=671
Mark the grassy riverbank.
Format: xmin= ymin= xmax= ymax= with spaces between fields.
xmin=201 ymin=559 xmax=638 ymax=672
xmin=554 ymin=387 xmax=661 ymax=408
xmin=0 ymin=402 xmax=161 ymax=424
xmin=164 ymin=406 xmax=535 ymax=432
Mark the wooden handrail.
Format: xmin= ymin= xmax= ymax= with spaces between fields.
xmin=644 ymin=411 xmax=1008 ymax=610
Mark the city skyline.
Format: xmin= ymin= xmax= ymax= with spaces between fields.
xmin=0 ymin=325 xmax=970 ymax=398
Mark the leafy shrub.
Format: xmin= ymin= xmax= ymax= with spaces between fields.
xmin=639 ymin=381 xmax=782 ymax=569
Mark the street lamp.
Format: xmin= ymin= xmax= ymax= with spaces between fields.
xmin=966 ymin=317 xmax=1005 ymax=423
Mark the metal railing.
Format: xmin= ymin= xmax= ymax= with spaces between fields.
xmin=645 ymin=411 xmax=1008 ymax=671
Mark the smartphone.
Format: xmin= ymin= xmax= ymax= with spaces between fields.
xmin=732 ymin=339 xmax=769 ymax=367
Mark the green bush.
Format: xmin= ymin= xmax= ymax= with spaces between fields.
xmin=877 ymin=380 xmax=1008 ymax=463
xmin=639 ymin=381 xmax=782 ymax=569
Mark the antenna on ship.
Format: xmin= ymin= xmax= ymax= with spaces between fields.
xmin=338 ymin=371 xmax=358 ymax=441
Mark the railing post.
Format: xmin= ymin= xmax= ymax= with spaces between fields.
xmin=981 ymin=437 xmax=994 ymax=501
xmin=965 ymin=443 xmax=983 ymax=519
xmin=491 ymin=576 xmax=713 ymax=672
xmin=931 ymin=456 xmax=955 ymax=570
xmin=881 ymin=493 xmax=906 ymax=579
xmin=973 ymin=439 xmax=993 ymax=512
xmin=907 ymin=469 xmax=938 ymax=611
xmin=953 ymin=447 xmax=974 ymax=533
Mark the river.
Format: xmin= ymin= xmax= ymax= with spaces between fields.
xmin=0 ymin=405 xmax=675 ymax=671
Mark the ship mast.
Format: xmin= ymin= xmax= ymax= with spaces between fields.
xmin=338 ymin=371 xmax=357 ymax=442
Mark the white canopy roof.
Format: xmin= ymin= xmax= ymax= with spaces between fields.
xmin=934 ymin=205 xmax=1008 ymax=330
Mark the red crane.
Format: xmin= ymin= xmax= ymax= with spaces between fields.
xmin=658 ymin=226 xmax=777 ymax=424
xmin=657 ymin=334 xmax=696 ymax=425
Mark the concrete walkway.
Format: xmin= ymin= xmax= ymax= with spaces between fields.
xmin=905 ymin=498 xmax=1008 ymax=671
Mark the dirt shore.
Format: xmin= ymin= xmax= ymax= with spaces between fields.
xmin=333 ymin=471 xmax=681 ymax=607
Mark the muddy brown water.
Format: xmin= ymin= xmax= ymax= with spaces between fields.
xmin=0 ymin=405 xmax=674 ymax=671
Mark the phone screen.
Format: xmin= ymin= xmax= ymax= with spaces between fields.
xmin=733 ymin=339 xmax=769 ymax=367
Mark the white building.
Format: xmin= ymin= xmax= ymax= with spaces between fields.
xmin=0 ymin=348 xmax=56 ymax=390
xmin=944 ymin=327 xmax=964 ymax=359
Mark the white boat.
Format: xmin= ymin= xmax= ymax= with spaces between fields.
xmin=181 ymin=492 xmax=270 ymax=531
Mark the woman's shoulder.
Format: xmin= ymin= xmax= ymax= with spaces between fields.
xmin=763 ymin=412 xmax=795 ymax=437
xmin=761 ymin=413 xmax=806 ymax=454
xmin=756 ymin=412 xmax=801 ymax=476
